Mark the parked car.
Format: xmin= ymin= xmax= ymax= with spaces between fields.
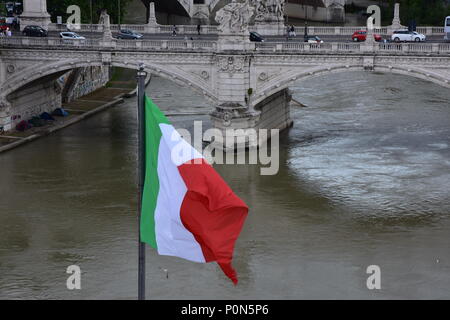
xmin=60 ymin=32 xmax=85 ymax=40
xmin=391 ymin=30 xmax=426 ymax=42
xmin=352 ymin=30 xmax=382 ymax=42
xmin=304 ymin=35 xmax=323 ymax=43
xmin=22 ymin=25 xmax=48 ymax=37
xmin=117 ymin=29 xmax=143 ymax=39
xmin=250 ymin=31 xmax=264 ymax=42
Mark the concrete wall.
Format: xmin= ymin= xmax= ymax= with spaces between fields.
xmin=62 ymin=66 xmax=111 ymax=102
xmin=3 ymin=66 xmax=111 ymax=131
xmin=7 ymin=77 xmax=62 ymax=129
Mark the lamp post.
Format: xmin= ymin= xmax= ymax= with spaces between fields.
xmin=304 ymin=5 xmax=308 ymax=40
xmin=137 ymin=63 xmax=147 ymax=301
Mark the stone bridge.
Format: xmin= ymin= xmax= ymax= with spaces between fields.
xmin=2 ymin=1 xmax=450 ymax=147
xmin=2 ymin=37 xmax=450 ymax=144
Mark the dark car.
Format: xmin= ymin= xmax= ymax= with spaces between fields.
xmin=250 ymin=31 xmax=264 ymax=42
xmin=117 ymin=29 xmax=143 ymax=40
xmin=22 ymin=25 xmax=48 ymax=37
xmin=22 ymin=25 xmax=46 ymax=37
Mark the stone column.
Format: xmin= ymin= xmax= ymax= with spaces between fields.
xmin=211 ymin=1 xmax=260 ymax=149
xmin=392 ymin=3 xmax=401 ymax=28
xmin=19 ymin=0 xmax=51 ymax=31
xmin=388 ymin=3 xmax=404 ymax=34
xmin=145 ymin=2 xmax=159 ymax=33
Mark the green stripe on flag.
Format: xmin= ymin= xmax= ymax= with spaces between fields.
xmin=140 ymin=95 xmax=171 ymax=248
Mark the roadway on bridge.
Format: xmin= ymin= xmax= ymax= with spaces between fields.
xmin=10 ymin=29 xmax=448 ymax=43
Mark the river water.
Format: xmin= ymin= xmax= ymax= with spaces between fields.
xmin=0 ymin=71 xmax=449 ymax=299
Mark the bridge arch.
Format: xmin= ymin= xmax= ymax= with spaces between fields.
xmin=252 ymin=64 xmax=450 ymax=108
xmin=2 ymin=58 xmax=218 ymax=105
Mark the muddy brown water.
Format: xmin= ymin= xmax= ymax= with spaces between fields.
xmin=1 ymin=71 xmax=449 ymax=299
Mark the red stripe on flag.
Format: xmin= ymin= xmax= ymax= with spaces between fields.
xmin=178 ymin=159 xmax=248 ymax=285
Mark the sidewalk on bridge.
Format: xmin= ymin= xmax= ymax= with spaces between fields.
xmin=0 ymin=69 xmax=151 ymax=154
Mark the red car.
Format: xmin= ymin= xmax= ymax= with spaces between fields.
xmin=352 ymin=30 xmax=382 ymax=42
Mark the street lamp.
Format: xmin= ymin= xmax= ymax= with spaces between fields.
xmin=304 ymin=5 xmax=308 ymax=40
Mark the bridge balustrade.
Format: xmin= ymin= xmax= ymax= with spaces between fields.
xmin=2 ymin=37 xmax=450 ymax=54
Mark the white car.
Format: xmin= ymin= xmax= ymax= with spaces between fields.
xmin=391 ymin=30 xmax=426 ymax=42
xmin=305 ymin=36 xmax=324 ymax=44
xmin=59 ymin=32 xmax=85 ymax=40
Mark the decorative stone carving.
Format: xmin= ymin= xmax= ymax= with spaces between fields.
xmin=215 ymin=0 xmax=255 ymax=34
xmin=6 ymin=64 xmax=15 ymax=74
xmin=218 ymin=56 xmax=248 ymax=73
xmin=252 ymin=0 xmax=285 ymax=22
xmin=201 ymin=71 xmax=209 ymax=80
xmin=258 ymin=72 xmax=268 ymax=81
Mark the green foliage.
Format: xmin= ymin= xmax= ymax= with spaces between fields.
xmin=348 ymin=0 xmax=449 ymax=25
xmin=46 ymin=0 xmax=131 ymax=24
xmin=382 ymin=0 xmax=450 ymax=26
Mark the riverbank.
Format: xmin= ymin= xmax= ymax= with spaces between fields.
xmin=0 ymin=68 xmax=151 ymax=154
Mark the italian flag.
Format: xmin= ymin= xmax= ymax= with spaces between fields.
xmin=140 ymin=95 xmax=249 ymax=285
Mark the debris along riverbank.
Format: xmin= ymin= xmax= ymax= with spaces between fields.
xmin=0 ymin=69 xmax=151 ymax=154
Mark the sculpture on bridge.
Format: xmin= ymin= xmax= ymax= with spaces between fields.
xmin=98 ymin=9 xmax=113 ymax=39
xmin=215 ymin=0 xmax=255 ymax=34
xmin=252 ymin=0 xmax=285 ymax=22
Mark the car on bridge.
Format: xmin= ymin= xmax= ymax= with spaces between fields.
xmin=59 ymin=32 xmax=86 ymax=40
xmin=22 ymin=25 xmax=48 ymax=37
xmin=250 ymin=31 xmax=265 ymax=42
xmin=391 ymin=30 xmax=426 ymax=42
xmin=117 ymin=29 xmax=143 ymax=40
xmin=304 ymin=35 xmax=324 ymax=44
xmin=352 ymin=30 xmax=382 ymax=42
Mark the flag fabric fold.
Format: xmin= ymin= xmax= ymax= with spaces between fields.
xmin=140 ymin=95 xmax=248 ymax=285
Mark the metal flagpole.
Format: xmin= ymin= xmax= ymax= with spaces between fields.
xmin=137 ymin=63 xmax=147 ymax=300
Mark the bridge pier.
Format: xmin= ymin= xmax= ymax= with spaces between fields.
xmin=209 ymin=87 xmax=293 ymax=150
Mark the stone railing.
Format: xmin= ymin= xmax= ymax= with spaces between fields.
xmin=2 ymin=37 xmax=449 ymax=54
xmin=47 ymin=23 xmax=446 ymax=36
xmin=0 ymin=37 xmax=218 ymax=51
